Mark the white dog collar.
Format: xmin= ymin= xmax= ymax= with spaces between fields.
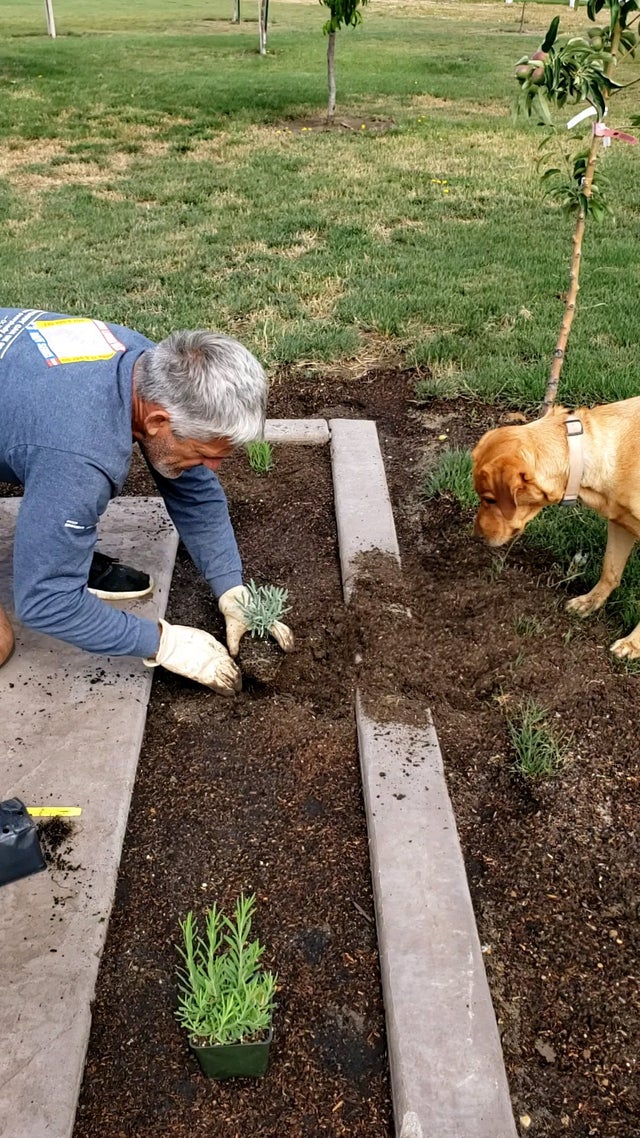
xmin=561 ymin=417 xmax=584 ymax=505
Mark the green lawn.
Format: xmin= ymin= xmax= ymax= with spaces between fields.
xmin=1 ymin=0 xmax=639 ymax=405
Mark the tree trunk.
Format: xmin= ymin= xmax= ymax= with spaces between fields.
xmin=541 ymin=23 xmax=621 ymax=413
xmin=327 ymin=31 xmax=336 ymax=121
xmin=44 ymin=0 xmax=56 ymax=38
xmin=232 ymin=0 xmax=240 ymax=24
xmin=518 ymin=1 xmax=526 ymax=33
xmin=258 ymin=0 xmax=269 ymax=54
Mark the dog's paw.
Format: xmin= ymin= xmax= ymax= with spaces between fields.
xmin=566 ymin=592 xmax=604 ymax=617
xmin=610 ymin=635 xmax=640 ymax=660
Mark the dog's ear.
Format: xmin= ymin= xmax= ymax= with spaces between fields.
xmin=492 ymin=467 xmax=519 ymax=521
xmin=491 ymin=459 xmax=530 ymax=521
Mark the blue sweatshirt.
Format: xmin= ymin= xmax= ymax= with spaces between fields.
xmin=0 ymin=308 xmax=243 ymax=658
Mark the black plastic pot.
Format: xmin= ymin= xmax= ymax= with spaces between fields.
xmin=189 ymin=1028 xmax=272 ymax=1079
xmin=0 ymin=798 xmax=46 ymax=887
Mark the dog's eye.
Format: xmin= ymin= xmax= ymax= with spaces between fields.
xmin=482 ymin=496 xmax=496 ymax=506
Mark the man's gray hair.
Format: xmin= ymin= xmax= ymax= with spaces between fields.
xmin=136 ymin=330 xmax=268 ymax=444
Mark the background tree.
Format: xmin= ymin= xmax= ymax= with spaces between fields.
xmin=320 ymin=0 xmax=369 ymax=122
xmin=258 ymin=0 xmax=269 ymax=54
xmin=232 ymin=0 xmax=240 ymax=25
xmin=514 ymin=2 xmax=639 ymax=411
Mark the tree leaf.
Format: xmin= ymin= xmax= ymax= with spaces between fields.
xmin=542 ymin=16 xmax=561 ymax=53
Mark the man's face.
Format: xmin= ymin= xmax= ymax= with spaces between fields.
xmin=143 ymin=429 xmax=234 ymax=480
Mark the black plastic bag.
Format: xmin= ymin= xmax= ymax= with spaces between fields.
xmin=0 ymin=798 xmax=46 ymax=887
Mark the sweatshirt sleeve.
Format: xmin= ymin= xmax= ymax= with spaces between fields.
xmin=145 ymin=460 xmax=243 ymax=598
xmin=11 ymin=446 xmax=160 ymax=658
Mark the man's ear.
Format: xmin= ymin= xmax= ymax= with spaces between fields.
xmin=143 ymin=408 xmax=171 ymax=438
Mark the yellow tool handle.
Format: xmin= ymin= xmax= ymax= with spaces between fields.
xmin=27 ymin=806 xmax=82 ymax=818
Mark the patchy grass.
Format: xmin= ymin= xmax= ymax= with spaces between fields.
xmin=526 ymin=506 xmax=640 ymax=633
xmin=423 ymin=448 xmax=477 ymax=510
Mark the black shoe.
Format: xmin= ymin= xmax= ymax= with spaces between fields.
xmin=87 ymin=551 xmax=154 ymax=601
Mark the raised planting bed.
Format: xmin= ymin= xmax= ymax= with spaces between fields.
xmin=73 ymin=443 xmax=393 ymax=1138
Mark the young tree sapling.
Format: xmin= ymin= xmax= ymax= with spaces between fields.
xmin=514 ymin=3 xmax=639 ymax=411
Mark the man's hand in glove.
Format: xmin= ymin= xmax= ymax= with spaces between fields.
xmin=144 ymin=619 xmax=241 ymax=695
xmin=218 ymin=585 xmax=295 ymax=658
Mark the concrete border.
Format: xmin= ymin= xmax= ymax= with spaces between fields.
xmin=329 ymin=419 xmax=401 ymax=602
xmin=327 ymin=421 xmax=517 ymax=1137
xmin=356 ymin=700 xmax=518 ymax=1138
xmin=264 ymin=418 xmax=329 ymax=445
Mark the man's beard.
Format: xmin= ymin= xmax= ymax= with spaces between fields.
xmin=141 ymin=437 xmax=182 ymax=480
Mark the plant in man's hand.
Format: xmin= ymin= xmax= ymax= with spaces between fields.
xmin=176 ymin=893 xmax=276 ymax=1047
xmin=236 ymin=579 xmax=289 ymax=640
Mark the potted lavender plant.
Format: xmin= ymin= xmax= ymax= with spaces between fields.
xmin=175 ymin=893 xmax=276 ymax=1079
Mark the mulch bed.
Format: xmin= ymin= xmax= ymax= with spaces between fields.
xmin=32 ymin=364 xmax=637 ymax=1138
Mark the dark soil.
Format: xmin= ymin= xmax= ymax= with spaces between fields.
xmin=37 ymin=817 xmax=77 ymax=873
xmin=61 ymin=365 xmax=639 ymax=1138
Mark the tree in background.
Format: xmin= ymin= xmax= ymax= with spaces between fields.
xmin=258 ymin=0 xmax=269 ymax=54
xmin=320 ymin=0 xmax=369 ymax=122
xmin=232 ymin=0 xmax=240 ymax=24
xmin=514 ymin=2 xmax=639 ymax=411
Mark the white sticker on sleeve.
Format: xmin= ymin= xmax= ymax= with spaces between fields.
xmin=29 ymin=318 xmax=126 ymax=366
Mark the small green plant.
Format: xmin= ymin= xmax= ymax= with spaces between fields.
xmin=247 ymin=440 xmax=274 ymax=474
xmin=506 ymin=698 xmax=571 ymax=779
xmin=423 ymin=448 xmax=477 ymax=510
xmin=176 ymin=893 xmax=276 ymax=1047
xmin=486 ymin=549 xmax=511 ymax=583
xmin=237 ymin=579 xmax=289 ymax=639
xmin=514 ymin=613 xmax=544 ymax=637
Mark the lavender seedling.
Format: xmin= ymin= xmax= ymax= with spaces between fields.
xmin=237 ymin=580 xmax=289 ymax=640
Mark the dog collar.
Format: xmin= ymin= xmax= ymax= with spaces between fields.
xmin=561 ymin=417 xmax=584 ymax=505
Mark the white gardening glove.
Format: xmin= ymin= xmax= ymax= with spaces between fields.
xmin=144 ymin=619 xmax=241 ymax=695
xmin=218 ymin=585 xmax=295 ymax=658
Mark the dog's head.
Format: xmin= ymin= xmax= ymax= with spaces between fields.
xmin=471 ymin=424 xmax=558 ymax=546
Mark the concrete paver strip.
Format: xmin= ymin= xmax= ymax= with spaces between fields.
xmin=329 ymin=419 xmax=401 ymax=601
xmin=356 ymin=698 xmax=518 ymax=1138
xmin=264 ymin=417 xmax=329 ymax=445
xmin=328 ymin=418 xmax=516 ymax=1134
xmin=0 ymin=497 xmax=178 ymax=1138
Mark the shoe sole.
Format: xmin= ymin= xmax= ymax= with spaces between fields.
xmin=88 ymin=577 xmax=155 ymax=602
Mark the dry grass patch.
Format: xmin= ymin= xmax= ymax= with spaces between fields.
xmin=282 ymin=0 xmax=576 ymax=30
xmin=0 ymin=136 xmax=169 ymax=194
xmin=0 ymin=149 xmax=110 ymax=189
xmin=298 ymin=273 xmax=345 ymax=319
xmin=292 ymin=330 xmax=409 ymax=379
xmin=235 ymin=232 xmax=321 ymax=260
